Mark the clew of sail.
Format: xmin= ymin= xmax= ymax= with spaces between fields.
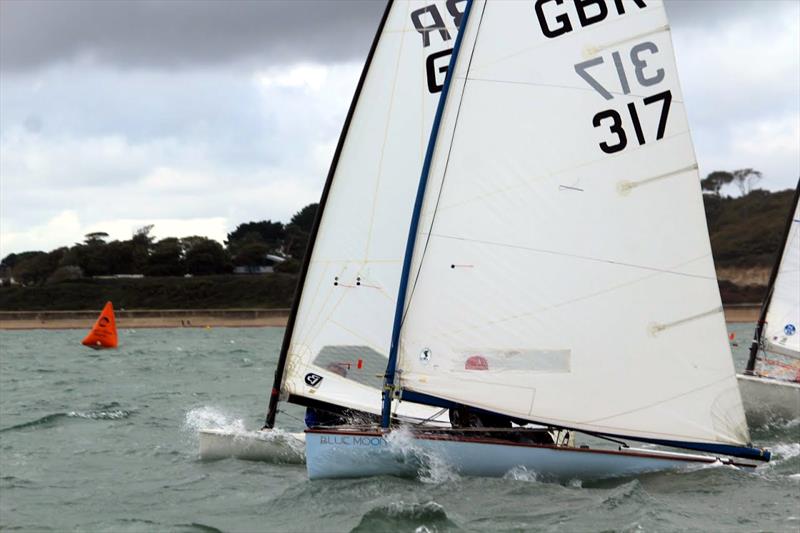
xmin=269 ymin=0 xmax=465 ymax=423
xmin=762 ymin=192 xmax=800 ymax=360
xmin=392 ymin=0 xmax=757 ymax=455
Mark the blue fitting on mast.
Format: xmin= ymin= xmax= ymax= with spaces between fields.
xmin=380 ymin=0 xmax=476 ymax=429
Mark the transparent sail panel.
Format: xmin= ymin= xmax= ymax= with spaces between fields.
xmin=397 ymin=0 xmax=749 ymax=445
xmin=281 ymin=0 xmax=463 ymax=421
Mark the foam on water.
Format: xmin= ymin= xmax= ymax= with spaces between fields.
xmin=183 ymin=406 xmax=245 ymax=434
xmin=386 ymin=427 xmax=459 ymax=484
xmin=503 ymin=465 xmax=540 ymax=483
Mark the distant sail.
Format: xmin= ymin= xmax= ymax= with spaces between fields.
xmin=81 ymin=301 xmax=118 ymax=349
xmin=762 ymin=194 xmax=800 ymax=360
xmin=272 ymin=0 xmax=465 ymax=420
xmin=394 ymin=0 xmax=749 ymax=448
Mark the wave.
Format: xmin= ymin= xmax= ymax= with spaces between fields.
xmin=0 ymin=404 xmax=132 ymax=433
xmin=351 ymin=501 xmax=458 ymax=533
xmin=183 ymin=406 xmax=246 ymax=433
xmin=386 ymin=427 xmax=460 ymax=484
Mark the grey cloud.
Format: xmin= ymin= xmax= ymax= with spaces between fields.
xmin=1 ymin=0 xmax=385 ymax=72
xmin=2 ymin=0 xmax=784 ymax=72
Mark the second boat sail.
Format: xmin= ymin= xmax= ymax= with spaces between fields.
xmin=737 ymin=180 xmax=800 ymax=425
xmin=304 ymin=0 xmax=771 ymax=480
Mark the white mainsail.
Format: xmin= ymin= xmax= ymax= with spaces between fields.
xmin=278 ymin=0 xmax=464 ymax=419
xmin=394 ymin=0 xmax=750 ymax=447
xmin=763 ymin=195 xmax=800 ymax=359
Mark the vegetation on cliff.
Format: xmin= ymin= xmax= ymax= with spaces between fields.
xmin=0 ymin=172 xmax=796 ymax=310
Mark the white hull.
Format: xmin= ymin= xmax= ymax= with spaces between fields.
xmin=305 ymin=428 xmax=753 ymax=481
xmin=737 ymin=374 xmax=800 ymax=426
xmin=199 ymin=428 xmax=305 ymax=463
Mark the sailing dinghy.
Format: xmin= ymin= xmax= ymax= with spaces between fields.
xmin=737 ymin=181 xmax=800 ymax=425
xmin=297 ymin=0 xmax=772 ymax=480
xmin=199 ymin=0 xmax=461 ymax=461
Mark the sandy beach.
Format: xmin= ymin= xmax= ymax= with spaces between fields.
xmin=0 ymin=309 xmax=290 ymax=330
xmin=0 ymin=305 xmax=759 ymax=330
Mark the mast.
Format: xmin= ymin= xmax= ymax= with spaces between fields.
xmin=746 ymin=178 xmax=800 ymax=374
xmin=380 ymin=0 xmax=475 ymax=429
xmin=264 ymin=0 xmax=394 ymax=429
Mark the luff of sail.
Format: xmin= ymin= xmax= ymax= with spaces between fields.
xmin=392 ymin=0 xmax=761 ymax=458
xmin=762 ymin=188 xmax=800 ymax=361
xmin=270 ymin=0 xmax=466 ymax=422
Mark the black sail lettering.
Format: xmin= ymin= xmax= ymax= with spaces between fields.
xmin=411 ymin=5 xmax=451 ymax=47
xmin=575 ymin=0 xmax=608 ymax=27
xmin=446 ymin=0 xmax=467 ymax=29
xmin=426 ymin=48 xmax=453 ymax=93
xmin=535 ymin=0 xmax=572 ymax=39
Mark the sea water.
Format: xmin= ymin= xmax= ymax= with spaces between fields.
xmin=0 ymin=324 xmax=798 ymax=532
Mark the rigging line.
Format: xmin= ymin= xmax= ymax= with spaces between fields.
xmin=414 ymin=407 xmax=449 ymax=426
xmin=429 ymin=233 xmax=716 ymax=280
xmin=402 ymin=0 xmax=490 ymax=325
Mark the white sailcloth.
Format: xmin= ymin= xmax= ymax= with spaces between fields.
xmin=396 ymin=0 xmax=749 ymax=446
xmin=281 ymin=0 xmax=463 ymax=419
xmin=763 ymin=196 xmax=800 ymax=359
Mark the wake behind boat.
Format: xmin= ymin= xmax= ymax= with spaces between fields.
xmin=738 ymin=179 xmax=800 ymax=425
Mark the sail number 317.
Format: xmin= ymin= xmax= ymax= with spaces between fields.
xmin=574 ymin=40 xmax=672 ymax=154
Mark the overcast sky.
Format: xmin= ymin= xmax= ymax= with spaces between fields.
xmin=1 ymin=0 xmax=798 ymax=257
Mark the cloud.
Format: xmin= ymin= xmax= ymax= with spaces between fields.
xmin=0 ymin=61 xmax=362 ymax=255
xmin=0 ymin=0 xmax=385 ymax=72
xmin=0 ymin=0 xmax=797 ymax=257
xmin=0 ymin=210 xmax=230 ymax=258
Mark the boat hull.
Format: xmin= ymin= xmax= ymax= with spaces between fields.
xmin=199 ymin=428 xmax=305 ymax=463
xmin=737 ymin=374 xmax=800 ymax=426
xmin=305 ymin=428 xmax=750 ymax=481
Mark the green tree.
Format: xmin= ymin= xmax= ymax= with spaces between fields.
xmin=182 ymin=236 xmax=231 ymax=275
xmin=700 ymin=171 xmax=733 ymax=195
xmin=131 ymin=225 xmax=155 ymax=274
xmin=226 ymin=220 xmax=285 ymax=253
xmin=146 ymin=238 xmax=185 ymax=276
xmin=284 ymin=203 xmax=318 ymax=259
xmin=731 ymin=168 xmax=762 ymax=197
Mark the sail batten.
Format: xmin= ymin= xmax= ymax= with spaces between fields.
xmin=394 ymin=0 xmax=750 ymax=449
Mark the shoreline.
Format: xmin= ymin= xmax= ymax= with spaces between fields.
xmin=0 ymin=308 xmax=290 ymax=330
xmin=0 ymin=305 xmax=760 ymax=330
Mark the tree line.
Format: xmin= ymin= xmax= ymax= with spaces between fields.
xmin=1 ymin=204 xmax=317 ymax=286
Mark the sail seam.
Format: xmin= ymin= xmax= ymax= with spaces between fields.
xmin=427 ymin=233 xmax=716 ymax=280
xmin=649 ymin=306 xmax=723 ymax=336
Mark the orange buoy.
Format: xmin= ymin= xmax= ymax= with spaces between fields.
xmin=81 ymin=301 xmax=118 ymax=349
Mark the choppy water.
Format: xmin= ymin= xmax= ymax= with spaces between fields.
xmin=0 ymin=323 xmax=798 ymax=532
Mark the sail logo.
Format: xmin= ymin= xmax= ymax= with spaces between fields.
xmin=305 ymin=373 xmax=323 ymax=387
xmin=411 ymin=0 xmax=465 ymax=93
xmin=785 ymin=324 xmax=796 ymax=336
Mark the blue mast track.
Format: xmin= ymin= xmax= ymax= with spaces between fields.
xmin=380 ymin=0 xmax=476 ymax=428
